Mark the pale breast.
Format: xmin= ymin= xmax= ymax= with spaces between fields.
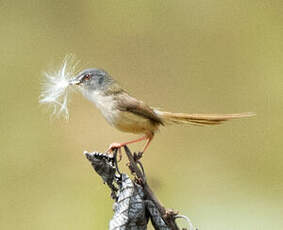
xmin=82 ymin=90 xmax=159 ymax=135
xmin=82 ymin=90 xmax=120 ymax=125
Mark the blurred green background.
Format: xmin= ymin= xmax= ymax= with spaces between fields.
xmin=1 ymin=0 xmax=283 ymax=229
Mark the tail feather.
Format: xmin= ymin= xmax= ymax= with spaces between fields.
xmin=157 ymin=111 xmax=255 ymax=126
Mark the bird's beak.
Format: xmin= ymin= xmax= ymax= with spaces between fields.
xmin=69 ymin=76 xmax=82 ymax=86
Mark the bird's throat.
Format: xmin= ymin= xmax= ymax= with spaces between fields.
xmin=80 ymin=89 xmax=118 ymax=125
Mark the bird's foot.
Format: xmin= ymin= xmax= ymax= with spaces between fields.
xmin=107 ymin=142 xmax=124 ymax=152
xmin=133 ymin=152 xmax=144 ymax=161
xmin=107 ymin=143 xmax=124 ymax=161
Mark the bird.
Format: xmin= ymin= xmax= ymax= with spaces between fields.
xmin=69 ymin=68 xmax=254 ymax=153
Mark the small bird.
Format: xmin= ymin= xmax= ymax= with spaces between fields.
xmin=70 ymin=68 xmax=254 ymax=153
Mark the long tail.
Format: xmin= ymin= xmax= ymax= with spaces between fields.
xmin=156 ymin=111 xmax=255 ymax=126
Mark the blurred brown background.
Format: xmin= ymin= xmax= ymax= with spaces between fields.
xmin=1 ymin=0 xmax=283 ymax=229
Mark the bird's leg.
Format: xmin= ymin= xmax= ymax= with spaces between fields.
xmin=107 ymin=136 xmax=148 ymax=152
xmin=141 ymin=135 xmax=153 ymax=154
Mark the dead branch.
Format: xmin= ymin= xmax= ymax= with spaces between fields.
xmin=84 ymin=146 xmax=194 ymax=230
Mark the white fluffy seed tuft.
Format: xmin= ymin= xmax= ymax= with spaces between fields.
xmin=39 ymin=55 xmax=79 ymax=119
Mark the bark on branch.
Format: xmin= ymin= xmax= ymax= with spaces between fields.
xmin=84 ymin=146 xmax=194 ymax=230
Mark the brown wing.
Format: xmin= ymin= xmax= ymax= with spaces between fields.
xmin=116 ymin=93 xmax=164 ymax=125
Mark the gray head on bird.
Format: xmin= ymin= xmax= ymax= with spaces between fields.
xmin=69 ymin=68 xmax=115 ymax=92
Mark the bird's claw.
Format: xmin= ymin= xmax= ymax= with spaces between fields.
xmin=107 ymin=143 xmax=123 ymax=152
xmin=133 ymin=152 xmax=143 ymax=161
xmin=107 ymin=143 xmax=123 ymax=162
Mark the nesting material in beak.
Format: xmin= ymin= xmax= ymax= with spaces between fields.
xmin=39 ymin=55 xmax=79 ymax=119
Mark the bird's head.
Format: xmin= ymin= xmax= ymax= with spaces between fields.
xmin=69 ymin=68 xmax=114 ymax=93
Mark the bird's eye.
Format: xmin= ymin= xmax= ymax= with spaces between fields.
xmin=84 ymin=74 xmax=91 ymax=81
